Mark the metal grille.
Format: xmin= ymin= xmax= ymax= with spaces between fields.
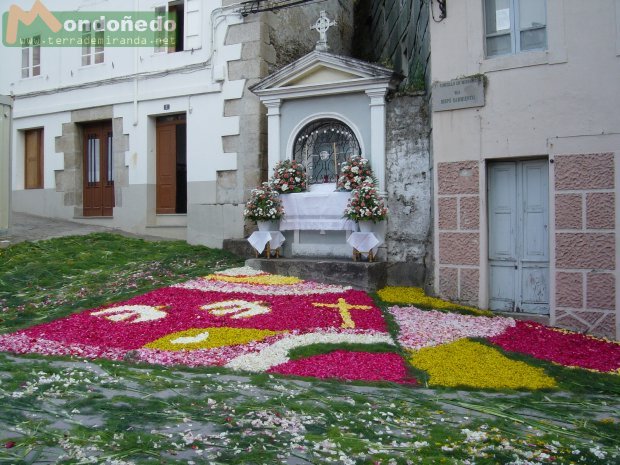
xmin=292 ymin=119 xmax=361 ymax=184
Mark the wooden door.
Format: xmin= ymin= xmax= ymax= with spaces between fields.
xmin=156 ymin=115 xmax=186 ymax=214
xmin=83 ymin=122 xmax=114 ymax=217
xmin=488 ymin=160 xmax=549 ymax=314
xmin=24 ymin=128 xmax=43 ymax=189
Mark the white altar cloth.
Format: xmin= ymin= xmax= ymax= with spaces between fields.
xmin=347 ymin=232 xmax=381 ymax=253
xmin=247 ymin=231 xmax=286 ymax=254
xmin=279 ymin=184 xmax=356 ymax=231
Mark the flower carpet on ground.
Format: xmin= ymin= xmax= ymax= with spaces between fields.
xmin=388 ymin=304 xmax=620 ymax=388
xmin=378 ymin=286 xmax=491 ymax=315
xmin=490 ymin=320 xmax=620 ymax=373
xmin=389 ymin=305 xmax=516 ymax=350
xmin=0 ymin=267 xmax=413 ymax=383
xmin=2 ymin=235 xmax=619 ymax=464
xmin=1 ymin=266 xmax=619 ymax=388
xmin=268 ymin=350 xmax=415 ymax=383
xmin=409 ymin=339 xmax=558 ymax=389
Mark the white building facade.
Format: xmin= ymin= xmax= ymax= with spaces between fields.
xmin=430 ymin=0 xmax=620 ymax=339
xmin=2 ymin=0 xmax=354 ymax=245
xmin=2 ymin=0 xmax=271 ymax=243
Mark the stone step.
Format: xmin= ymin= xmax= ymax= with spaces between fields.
xmin=223 ymin=238 xmax=255 ymax=258
xmin=246 ymin=257 xmax=388 ymax=292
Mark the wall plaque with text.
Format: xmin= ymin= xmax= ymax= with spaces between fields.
xmin=432 ymin=77 xmax=485 ymax=112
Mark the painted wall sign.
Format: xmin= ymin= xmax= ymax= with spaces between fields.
xmin=432 ymin=77 xmax=485 ymax=112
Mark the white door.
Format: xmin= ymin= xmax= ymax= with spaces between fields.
xmin=488 ymin=160 xmax=549 ymax=314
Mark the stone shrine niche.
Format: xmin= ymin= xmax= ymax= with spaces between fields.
xmin=249 ymin=12 xmax=400 ymax=258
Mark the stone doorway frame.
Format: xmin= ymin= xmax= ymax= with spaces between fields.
xmin=55 ymin=106 xmax=129 ymax=218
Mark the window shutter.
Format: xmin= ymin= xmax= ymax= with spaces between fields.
xmin=184 ymin=0 xmax=202 ymax=51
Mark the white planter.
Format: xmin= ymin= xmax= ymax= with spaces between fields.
xmin=357 ymin=220 xmax=386 ymax=234
xmin=257 ymin=220 xmax=280 ymax=231
xmin=358 ymin=221 xmax=374 ymax=233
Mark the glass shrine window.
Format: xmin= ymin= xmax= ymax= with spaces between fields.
xmin=292 ymin=119 xmax=361 ymax=184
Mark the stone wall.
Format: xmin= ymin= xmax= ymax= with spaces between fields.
xmin=353 ymin=1 xmax=433 ymax=285
xmin=221 ymin=11 xmax=269 ymax=216
xmin=353 ymin=0 xmax=430 ymax=90
xmin=385 ymin=94 xmax=431 ymax=285
xmin=436 ymin=161 xmax=481 ymax=306
xmin=265 ymin=0 xmax=354 ymax=71
xmin=554 ymin=153 xmax=616 ymax=339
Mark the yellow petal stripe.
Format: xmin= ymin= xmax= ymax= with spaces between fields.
xmin=409 ymin=339 xmax=557 ymax=390
xmin=378 ymin=287 xmax=491 ymax=316
xmin=205 ymin=274 xmax=302 ymax=285
xmin=144 ymin=327 xmax=286 ymax=351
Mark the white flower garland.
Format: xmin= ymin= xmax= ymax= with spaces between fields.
xmin=225 ymin=330 xmax=395 ymax=372
xmin=214 ymin=267 xmax=267 ymax=277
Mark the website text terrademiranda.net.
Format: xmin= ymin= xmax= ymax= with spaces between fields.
xmin=20 ymin=36 xmax=175 ymax=46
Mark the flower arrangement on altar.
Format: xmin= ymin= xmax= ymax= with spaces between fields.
xmin=243 ymin=183 xmax=285 ymax=222
xmin=343 ymin=182 xmax=388 ymax=223
xmin=337 ymin=157 xmax=375 ymax=191
xmin=270 ymin=159 xmax=307 ymax=193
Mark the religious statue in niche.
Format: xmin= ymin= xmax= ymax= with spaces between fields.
xmin=292 ymin=119 xmax=362 ymax=184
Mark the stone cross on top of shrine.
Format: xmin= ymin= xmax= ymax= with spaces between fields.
xmin=311 ymin=10 xmax=337 ymax=52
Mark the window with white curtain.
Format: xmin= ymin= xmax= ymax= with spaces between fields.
xmin=21 ymin=35 xmax=41 ymax=78
xmin=81 ymin=23 xmax=104 ymax=66
xmin=484 ymin=0 xmax=547 ymax=57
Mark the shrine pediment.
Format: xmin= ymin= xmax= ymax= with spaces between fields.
xmin=250 ymin=51 xmax=400 ymax=98
xmin=283 ymin=65 xmax=361 ymax=87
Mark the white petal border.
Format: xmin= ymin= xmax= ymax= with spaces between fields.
xmin=225 ymin=330 xmax=395 ymax=373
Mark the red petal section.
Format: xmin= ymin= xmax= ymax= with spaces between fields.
xmin=16 ymin=288 xmax=386 ymax=352
xmin=489 ymin=321 xmax=620 ymax=373
xmin=268 ymin=350 xmax=416 ymax=384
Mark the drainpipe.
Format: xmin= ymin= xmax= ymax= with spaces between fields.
xmin=209 ymin=2 xmax=245 ymax=82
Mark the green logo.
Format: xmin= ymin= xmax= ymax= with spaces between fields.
xmin=3 ymin=0 xmax=177 ymax=47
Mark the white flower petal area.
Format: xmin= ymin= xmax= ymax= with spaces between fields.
xmin=91 ymin=305 xmax=167 ymax=323
xmin=225 ymin=331 xmax=395 ymax=373
xmin=176 ymin=279 xmax=350 ymax=296
xmin=388 ymin=306 xmax=515 ymax=350
xmin=201 ymin=300 xmax=271 ymax=319
xmin=214 ymin=267 xmax=267 ymax=277
xmin=171 ymin=331 xmax=210 ymax=345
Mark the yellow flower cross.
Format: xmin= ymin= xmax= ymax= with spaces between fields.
xmin=312 ymin=298 xmax=373 ymax=329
